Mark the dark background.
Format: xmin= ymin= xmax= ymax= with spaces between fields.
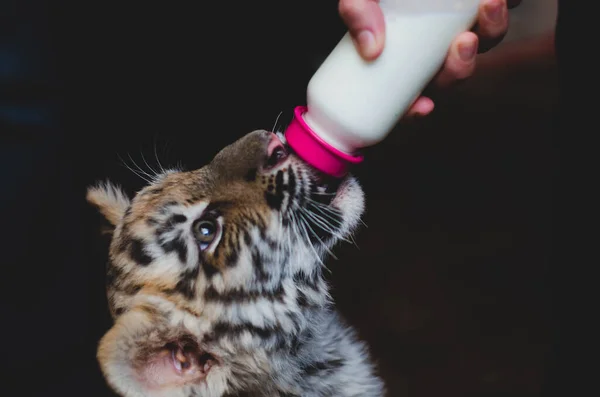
xmin=2 ymin=1 xmax=557 ymax=396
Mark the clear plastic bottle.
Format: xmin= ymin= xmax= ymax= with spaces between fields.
xmin=284 ymin=0 xmax=480 ymax=177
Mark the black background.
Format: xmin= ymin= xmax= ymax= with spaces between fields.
xmin=2 ymin=1 xmax=563 ymax=396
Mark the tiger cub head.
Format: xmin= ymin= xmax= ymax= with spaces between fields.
xmin=87 ymin=130 xmax=365 ymax=397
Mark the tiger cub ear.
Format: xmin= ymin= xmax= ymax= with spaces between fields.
xmin=87 ymin=181 xmax=131 ymax=232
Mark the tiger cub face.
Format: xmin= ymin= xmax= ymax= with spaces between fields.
xmin=87 ymin=130 xmax=365 ymax=397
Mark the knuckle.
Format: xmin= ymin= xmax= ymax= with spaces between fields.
xmin=455 ymin=61 xmax=476 ymax=80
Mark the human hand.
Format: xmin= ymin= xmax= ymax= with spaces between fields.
xmin=338 ymin=0 xmax=522 ymax=117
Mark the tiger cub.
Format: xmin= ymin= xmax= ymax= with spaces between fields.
xmin=87 ymin=130 xmax=385 ymax=397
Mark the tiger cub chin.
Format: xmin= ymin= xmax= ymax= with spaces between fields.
xmin=87 ymin=130 xmax=385 ymax=397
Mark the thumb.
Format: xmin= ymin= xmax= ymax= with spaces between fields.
xmin=338 ymin=0 xmax=386 ymax=60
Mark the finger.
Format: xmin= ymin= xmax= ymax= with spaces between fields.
xmin=474 ymin=0 xmax=510 ymax=53
xmin=405 ymin=97 xmax=435 ymax=118
xmin=338 ymin=0 xmax=386 ymax=60
xmin=433 ymin=31 xmax=479 ymax=88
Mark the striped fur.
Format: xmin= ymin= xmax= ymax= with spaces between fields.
xmin=87 ymin=130 xmax=384 ymax=397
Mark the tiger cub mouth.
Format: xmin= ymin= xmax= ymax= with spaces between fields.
xmin=281 ymin=138 xmax=345 ymax=207
xmin=311 ymin=174 xmax=344 ymax=206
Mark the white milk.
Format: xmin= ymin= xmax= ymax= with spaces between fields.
xmin=304 ymin=9 xmax=478 ymax=154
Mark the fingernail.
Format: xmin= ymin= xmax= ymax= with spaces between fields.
xmin=458 ymin=41 xmax=477 ymax=61
xmin=485 ymin=1 xmax=504 ymax=22
xmin=357 ymin=30 xmax=376 ymax=57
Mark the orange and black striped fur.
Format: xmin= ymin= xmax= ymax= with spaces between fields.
xmin=87 ymin=130 xmax=384 ymax=397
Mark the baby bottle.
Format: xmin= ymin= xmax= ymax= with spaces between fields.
xmin=284 ymin=0 xmax=481 ymax=177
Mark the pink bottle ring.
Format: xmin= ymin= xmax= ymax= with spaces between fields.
xmin=284 ymin=106 xmax=364 ymax=178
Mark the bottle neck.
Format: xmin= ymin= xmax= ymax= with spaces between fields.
xmin=284 ymin=106 xmax=364 ymax=178
xmin=302 ymin=108 xmax=357 ymax=155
